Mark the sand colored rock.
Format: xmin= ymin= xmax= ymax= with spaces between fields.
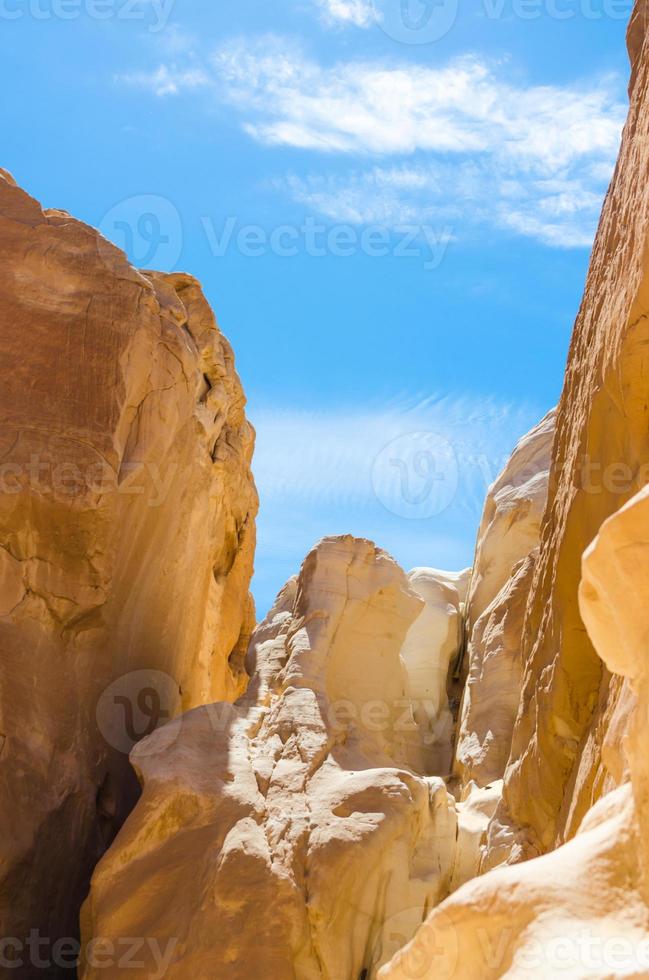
xmin=80 ymin=537 xmax=468 ymax=980
xmin=464 ymin=409 xmax=555 ymax=633
xmin=455 ymin=412 xmax=554 ymax=792
xmin=0 ymin=173 xmax=257 ymax=963
xmin=381 ymin=784 xmax=649 ymax=980
xmin=383 ymin=478 xmax=649 ymax=980
xmin=401 ymin=567 xmax=470 ymax=773
xmin=580 ymin=483 xmax=649 ymax=886
xmin=486 ymin=4 xmax=649 ymax=854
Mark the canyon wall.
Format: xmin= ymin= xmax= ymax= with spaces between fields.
xmin=455 ymin=409 xmax=555 ymax=791
xmin=381 ymin=5 xmax=649 ymax=976
xmin=0 ymin=171 xmax=257 ymax=967
xmin=7 ymin=3 xmax=649 ymax=975
xmin=493 ymin=0 xmax=649 ymax=856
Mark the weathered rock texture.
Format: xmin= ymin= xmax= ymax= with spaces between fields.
xmin=491 ymin=1 xmax=649 ymax=855
xmin=381 ymin=6 xmax=649 ymax=976
xmin=81 ymin=537 xmax=468 ymax=979
xmin=382 ymin=483 xmax=649 ymax=979
xmin=402 ymin=567 xmax=470 ymax=774
xmin=0 ymin=171 xmax=257 ymax=966
xmin=455 ymin=411 xmax=555 ymax=790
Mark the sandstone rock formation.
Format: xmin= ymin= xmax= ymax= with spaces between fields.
xmin=492 ymin=0 xmax=649 ymax=855
xmin=455 ymin=411 xmax=555 ymax=791
xmin=381 ymin=784 xmax=647 ymax=980
xmin=80 ymin=537 xmax=466 ymax=979
xmin=380 ymin=6 xmax=649 ymax=974
xmin=0 ymin=171 xmax=257 ymax=967
xmin=382 ymin=482 xmax=649 ymax=980
xmin=401 ymin=567 xmax=470 ymax=774
xmin=9 ymin=2 xmax=649 ymax=973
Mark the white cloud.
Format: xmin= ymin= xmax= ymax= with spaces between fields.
xmin=119 ymin=36 xmax=626 ymax=246
xmin=206 ymin=40 xmax=623 ymax=168
xmin=119 ymin=64 xmax=208 ymax=97
xmin=317 ymin=0 xmax=375 ymax=27
xmin=279 ymin=165 xmax=606 ymax=246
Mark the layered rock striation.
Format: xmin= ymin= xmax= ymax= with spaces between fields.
xmin=0 ymin=171 xmax=257 ymax=967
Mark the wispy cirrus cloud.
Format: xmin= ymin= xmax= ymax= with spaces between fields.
xmin=118 ymin=34 xmax=626 ymax=247
xmin=206 ymin=38 xmax=624 ymax=166
xmin=250 ymin=392 xmax=544 ymax=612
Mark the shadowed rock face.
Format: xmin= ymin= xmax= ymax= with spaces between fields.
xmin=0 ymin=171 xmax=257 ymax=969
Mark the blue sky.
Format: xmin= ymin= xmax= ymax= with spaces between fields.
xmin=2 ymin=0 xmax=632 ymax=614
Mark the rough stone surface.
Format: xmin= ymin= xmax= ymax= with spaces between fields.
xmin=80 ymin=537 xmax=464 ymax=979
xmin=491 ymin=4 xmax=649 ymax=856
xmin=464 ymin=409 xmax=555 ymax=635
xmin=381 ymin=784 xmax=647 ymax=980
xmin=0 ymin=172 xmax=257 ymax=963
xmin=454 ymin=411 xmax=554 ymax=797
xmin=401 ymin=567 xmax=470 ymax=774
xmin=383 ymin=479 xmax=649 ymax=979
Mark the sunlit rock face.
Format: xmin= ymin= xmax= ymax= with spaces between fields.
xmin=0 ymin=171 xmax=257 ymax=965
xmin=465 ymin=409 xmax=556 ymax=635
xmin=382 ymin=482 xmax=649 ymax=980
xmin=401 ymin=567 xmax=470 ymax=774
xmin=456 ymin=412 xmax=555 ymax=797
xmin=80 ymin=537 xmax=478 ymax=980
xmin=580 ymin=484 xmax=649 ymax=886
xmin=380 ymin=8 xmax=649 ymax=976
xmin=494 ymin=2 xmax=649 ymax=855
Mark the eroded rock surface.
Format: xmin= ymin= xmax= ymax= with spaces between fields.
xmin=383 ymin=480 xmax=649 ymax=979
xmin=81 ymin=537 xmax=466 ymax=979
xmin=455 ymin=412 xmax=554 ymax=795
xmin=0 ymin=172 xmax=257 ymax=965
xmin=485 ymin=2 xmax=649 ymax=856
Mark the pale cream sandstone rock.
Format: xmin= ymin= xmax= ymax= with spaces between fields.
xmin=381 ymin=784 xmax=649 ymax=980
xmin=456 ymin=554 xmax=536 ymax=788
xmin=401 ymin=567 xmax=470 ymax=773
xmin=465 ymin=409 xmax=555 ymax=633
xmin=80 ymin=537 xmax=462 ymax=980
xmin=0 ymin=173 xmax=257 ymax=964
xmin=382 ymin=478 xmax=649 ymax=980
xmin=455 ymin=411 xmax=554 ymax=796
